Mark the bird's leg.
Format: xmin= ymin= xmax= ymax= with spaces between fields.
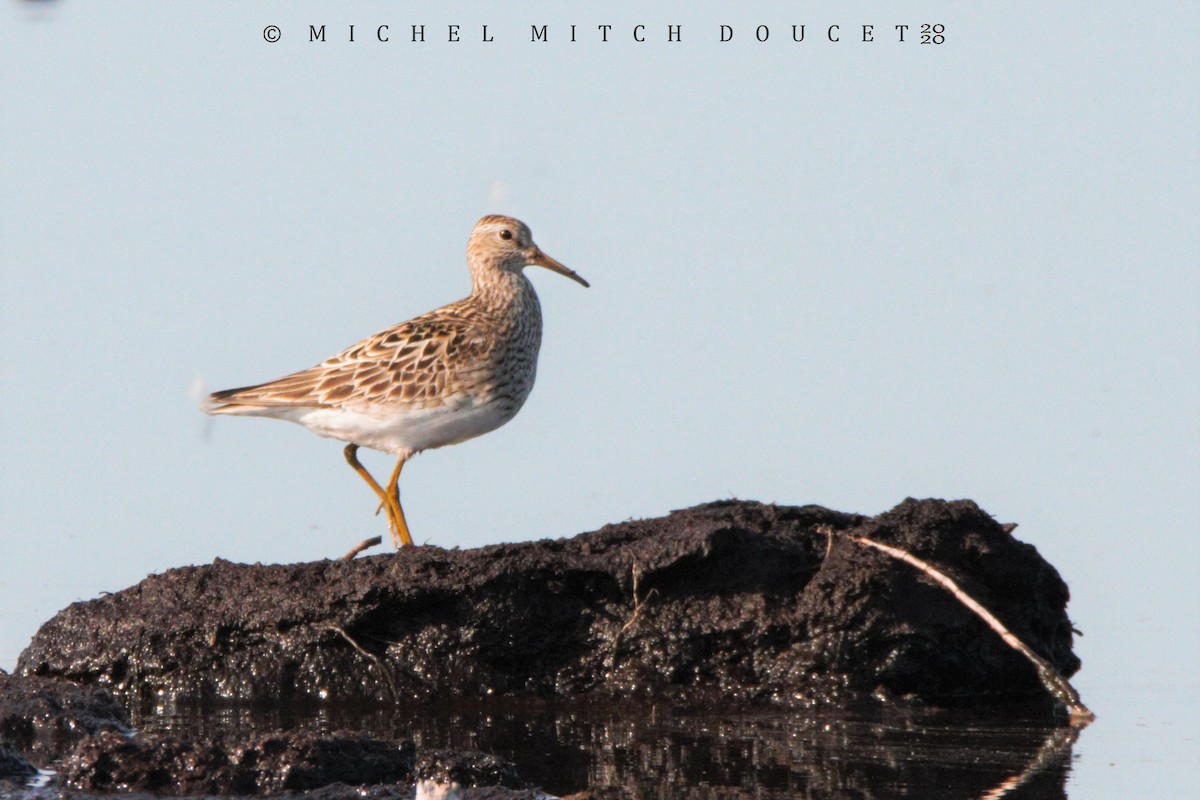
xmin=383 ymin=455 xmax=413 ymax=548
xmin=343 ymin=445 xmax=413 ymax=549
xmin=373 ymin=457 xmax=405 ymax=517
xmin=343 ymin=443 xmax=396 ymax=527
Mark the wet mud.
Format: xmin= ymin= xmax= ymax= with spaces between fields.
xmin=3 ymin=498 xmax=1084 ymax=797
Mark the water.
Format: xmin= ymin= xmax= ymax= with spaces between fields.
xmin=119 ymin=697 xmax=1084 ymax=798
xmin=6 ymin=658 xmax=1192 ymax=797
xmin=4 ymin=581 xmax=1193 ymax=798
xmin=1064 ymin=679 xmax=1197 ymax=797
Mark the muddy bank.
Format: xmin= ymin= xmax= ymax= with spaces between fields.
xmin=17 ymin=498 xmax=1079 ymax=711
xmin=0 ymin=670 xmax=129 ymax=761
xmin=5 ymin=498 xmax=1083 ymax=796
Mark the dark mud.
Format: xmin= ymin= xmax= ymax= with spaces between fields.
xmin=4 ymin=498 xmax=1084 ymax=797
xmin=0 ymin=671 xmax=129 ymax=760
xmin=17 ymin=499 xmax=1078 ymax=709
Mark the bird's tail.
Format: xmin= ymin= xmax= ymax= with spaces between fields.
xmin=201 ymin=384 xmax=273 ymax=415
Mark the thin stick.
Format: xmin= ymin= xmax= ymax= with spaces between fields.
xmin=827 ymin=527 xmax=1094 ymax=722
xmin=610 ymin=564 xmax=658 ymax=665
xmin=341 ymin=536 xmax=383 ymax=561
xmin=618 ymin=588 xmax=658 ymax=640
xmin=327 ymin=624 xmax=399 ymax=702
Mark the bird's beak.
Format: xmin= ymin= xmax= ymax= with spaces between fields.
xmin=528 ymin=247 xmax=589 ymax=288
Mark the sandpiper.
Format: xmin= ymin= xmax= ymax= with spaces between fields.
xmin=203 ymin=215 xmax=587 ymax=549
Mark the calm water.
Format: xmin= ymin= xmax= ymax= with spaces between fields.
xmin=125 ymin=697 xmax=1082 ymax=798
xmin=4 ymin=620 xmax=1196 ymax=798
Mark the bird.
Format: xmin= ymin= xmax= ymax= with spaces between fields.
xmin=202 ymin=215 xmax=588 ymax=550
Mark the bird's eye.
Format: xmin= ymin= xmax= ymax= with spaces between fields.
xmin=499 ymin=229 xmax=513 ymax=240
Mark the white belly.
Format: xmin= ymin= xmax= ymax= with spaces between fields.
xmin=266 ymin=397 xmax=521 ymax=456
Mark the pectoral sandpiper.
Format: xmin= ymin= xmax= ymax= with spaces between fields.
xmin=202 ymin=215 xmax=587 ymax=549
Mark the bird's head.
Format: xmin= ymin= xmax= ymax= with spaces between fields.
xmin=467 ymin=215 xmax=589 ymax=288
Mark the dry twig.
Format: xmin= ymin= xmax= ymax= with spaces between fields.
xmin=326 ymin=623 xmax=400 ymax=702
xmin=341 ymin=535 xmax=383 ymax=561
xmin=821 ymin=525 xmax=1094 ymax=722
xmin=610 ymin=564 xmax=658 ymax=664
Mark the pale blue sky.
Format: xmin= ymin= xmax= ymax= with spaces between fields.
xmin=2 ymin=2 xmax=1197 ymax=794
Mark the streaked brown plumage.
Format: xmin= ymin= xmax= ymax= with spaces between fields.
xmin=203 ymin=215 xmax=588 ymax=549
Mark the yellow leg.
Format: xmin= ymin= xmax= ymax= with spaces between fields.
xmin=373 ymin=457 xmax=405 ymax=516
xmin=382 ymin=455 xmax=412 ymax=546
xmin=343 ymin=445 xmax=414 ymax=549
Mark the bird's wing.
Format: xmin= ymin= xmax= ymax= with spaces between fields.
xmin=205 ymin=304 xmax=489 ymax=413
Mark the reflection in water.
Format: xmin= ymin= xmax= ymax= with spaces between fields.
xmin=980 ymin=725 xmax=1082 ymax=800
xmin=130 ymin=698 xmax=1083 ymax=798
